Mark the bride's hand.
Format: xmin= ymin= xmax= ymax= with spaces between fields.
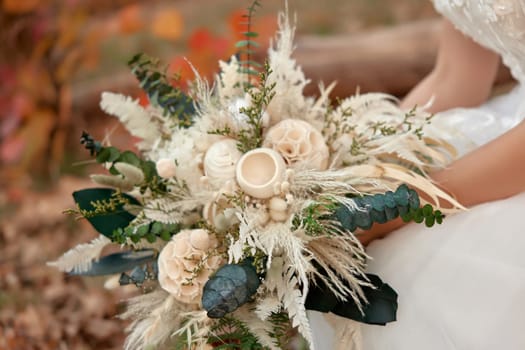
xmin=400 ymin=19 xmax=499 ymax=113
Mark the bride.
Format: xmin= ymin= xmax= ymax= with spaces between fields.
xmin=310 ymin=1 xmax=525 ymax=349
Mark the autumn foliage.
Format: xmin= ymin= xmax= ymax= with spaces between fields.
xmin=0 ymin=0 xmax=276 ymax=191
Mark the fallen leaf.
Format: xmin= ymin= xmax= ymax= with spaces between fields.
xmin=118 ymin=4 xmax=144 ymax=34
xmin=2 ymin=0 xmax=40 ymax=13
xmin=150 ymin=8 xmax=184 ymax=41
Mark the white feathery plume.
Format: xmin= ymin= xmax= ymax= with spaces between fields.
xmin=47 ymin=235 xmax=112 ymax=273
xmin=263 ymin=256 xmax=314 ymax=349
xmin=266 ymin=8 xmax=313 ymax=126
xmin=100 ymin=92 xmax=159 ymax=147
xmin=122 ymin=291 xmax=200 ymax=350
xmin=172 ymin=310 xmax=211 ymax=348
xmin=217 ymin=55 xmax=245 ymax=100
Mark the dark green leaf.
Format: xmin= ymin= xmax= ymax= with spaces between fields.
xmin=141 ymin=160 xmax=158 ymax=182
xmin=137 ymin=225 xmax=150 ymax=236
xmin=108 ymin=165 xmax=120 ymax=175
xmin=72 ymin=188 xmax=140 ymax=237
xmin=70 ymin=250 xmax=156 ymax=276
xmin=413 ymin=210 xmax=424 ymax=224
xmin=151 ymin=222 xmax=163 ymax=234
xmin=242 ymin=31 xmax=259 ymax=38
xmin=118 ymin=151 xmax=141 ymax=167
xmin=422 ymin=204 xmax=433 ymax=217
xmin=96 ymin=147 xmax=120 ymax=163
xmin=306 ymin=273 xmax=398 ymax=325
xmin=425 ymin=215 xmax=435 ymax=227
xmin=401 ymin=213 xmax=412 ymax=222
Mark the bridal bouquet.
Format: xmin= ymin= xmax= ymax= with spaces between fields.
xmin=51 ymin=5 xmax=459 ymax=350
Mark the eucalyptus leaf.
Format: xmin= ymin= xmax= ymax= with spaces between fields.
xmin=202 ymin=261 xmax=260 ymax=318
xmin=118 ymin=151 xmax=141 ymax=167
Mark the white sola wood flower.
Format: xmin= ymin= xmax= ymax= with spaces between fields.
xmin=157 ymin=229 xmax=221 ymax=304
xmin=264 ymin=119 xmax=329 ymax=171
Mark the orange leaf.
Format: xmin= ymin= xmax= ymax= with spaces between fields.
xmin=2 ymin=0 xmax=40 ymax=14
xmin=151 ymin=9 xmax=184 ymax=41
xmin=188 ymin=28 xmax=213 ymax=52
xmin=118 ymin=4 xmax=144 ymax=34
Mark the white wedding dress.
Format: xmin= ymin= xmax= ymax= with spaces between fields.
xmin=310 ymin=1 xmax=525 ymax=349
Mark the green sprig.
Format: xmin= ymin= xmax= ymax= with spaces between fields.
xmin=237 ymin=0 xmax=263 ymax=89
xmin=112 ymin=221 xmax=181 ymax=244
xmin=401 ymin=204 xmax=444 ymax=227
xmin=235 ymin=62 xmax=276 ymax=153
xmin=208 ymin=316 xmax=266 ymax=350
xmin=128 ymin=53 xmax=195 ymax=127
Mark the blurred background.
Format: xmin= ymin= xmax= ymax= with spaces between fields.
xmin=0 ymin=1 xmax=440 ymax=349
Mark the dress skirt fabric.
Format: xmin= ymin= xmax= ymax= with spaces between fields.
xmin=309 ymin=84 xmax=525 ymax=350
xmin=362 ymin=191 xmax=525 ymax=350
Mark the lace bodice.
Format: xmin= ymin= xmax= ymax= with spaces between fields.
xmin=432 ymin=0 xmax=525 ymax=83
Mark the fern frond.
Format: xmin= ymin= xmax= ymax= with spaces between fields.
xmin=208 ymin=315 xmax=266 ymax=350
xmin=100 ymin=92 xmax=159 ymax=147
xmin=47 ymin=235 xmax=112 ymax=273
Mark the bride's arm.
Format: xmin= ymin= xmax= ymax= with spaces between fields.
xmin=360 ymin=121 xmax=525 ymax=245
xmin=400 ymin=20 xmax=500 ymax=112
xmin=359 ymin=20 xmax=524 ymax=245
xmin=432 ymin=120 xmax=525 ymax=207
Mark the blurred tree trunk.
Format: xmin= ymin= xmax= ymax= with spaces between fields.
xmin=294 ymin=19 xmax=513 ymax=98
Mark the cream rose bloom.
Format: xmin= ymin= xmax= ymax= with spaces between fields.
xmin=157 ymin=229 xmax=221 ymax=304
